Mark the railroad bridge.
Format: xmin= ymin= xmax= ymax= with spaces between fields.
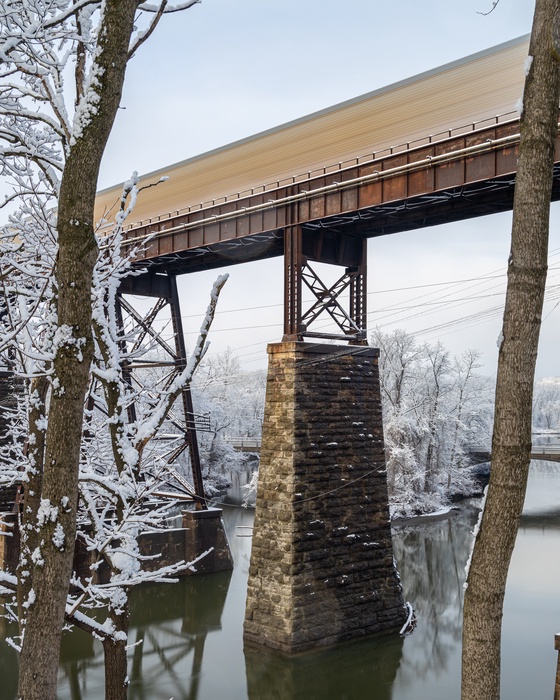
xmin=5 ymin=35 xmax=552 ymax=651
xmin=95 ymin=34 xmax=560 ymax=653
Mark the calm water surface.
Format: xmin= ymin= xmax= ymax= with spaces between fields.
xmin=2 ymin=463 xmax=560 ymax=699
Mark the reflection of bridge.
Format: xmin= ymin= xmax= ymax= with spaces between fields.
xmin=57 ymin=568 xmax=233 ymax=700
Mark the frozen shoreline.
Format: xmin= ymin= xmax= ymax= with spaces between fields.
xmin=391 ymin=505 xmax=460 ymax=527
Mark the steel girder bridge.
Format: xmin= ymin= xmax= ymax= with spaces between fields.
xmin=95 ymin=35 xmax=560 ymax=507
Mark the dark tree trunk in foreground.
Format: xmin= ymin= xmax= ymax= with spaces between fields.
xmin=16 ymin=376 xmax=48 ymax=629
xmin=103 ymin=606 xmax=130 ymax=700
xmin=17 ymin=3 xmax=139 ymax=699
xmin=462 ymin=2 xmax=560 ymax=699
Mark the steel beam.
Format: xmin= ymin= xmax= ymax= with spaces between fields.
xmin=283 ymin=224 xmax=367 ymax=343
xmin=116 ymin=273 xmax=208 ymax=508
xmin=168 ymin=275 xmax=206 ymax=508
xmin=283 ymin=225 xmax=304 ymax=341
xmin=118 ymin=117 xmax=553 ymax=275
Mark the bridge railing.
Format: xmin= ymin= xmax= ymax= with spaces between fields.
xmin=224 ymin=437 xmax=262 ymax=451
xmin=470 ymin=444 xmax=560 ymax=457
xmin=530 ymin=445 xmax=560 ymax=456
xmin=122 ymin=110 xmax=520 ymax=233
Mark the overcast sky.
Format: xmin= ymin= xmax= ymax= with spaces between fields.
xmin=97 ymin=0 xmax=560 ymax=380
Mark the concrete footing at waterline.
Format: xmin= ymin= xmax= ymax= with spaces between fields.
xmin=243 ymin=342 xmax=407 ymax=654
xmin=179 ymin=507 xmax=234 ymax=574
xmin=84 ymin=507 xmax=234 ymax=578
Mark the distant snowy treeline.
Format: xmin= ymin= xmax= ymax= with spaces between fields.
xmin=193 ymin=337 xmax=560 ymax=515
xmin=191 ymin=348 xmax=265 ymax=496
xmin=532 ymin=376 xmax=560 ymax=431
xmin=372 ymin=329 xmax=494 ymax=518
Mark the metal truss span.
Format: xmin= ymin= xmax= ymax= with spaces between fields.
xmin=112 ymin=273 xmax=210 ymax=508
xmin=118 ymin=118 xmax=560 ymax=343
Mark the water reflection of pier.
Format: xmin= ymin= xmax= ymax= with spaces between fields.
xmin=390 ymin=504 xmax=479 ymax=696
xmin=245 ymin=635 xmax=403 ymax=700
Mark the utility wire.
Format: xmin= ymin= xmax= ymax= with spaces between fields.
xmin=123 ymin=249 xmax=560 ymax=369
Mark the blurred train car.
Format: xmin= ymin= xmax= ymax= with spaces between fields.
xmin=95 ymin=35 xmax=528 ymax=230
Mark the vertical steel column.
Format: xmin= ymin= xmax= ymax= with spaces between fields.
xmin=168 ymin=275 xmax=207 ymax=509
xmin=349 ymin=239 xmax=368 ymax=345
xmin=114 ymin=297 xmax=138 ymax=425
xmin=283 ymin=224 xmax=304 ymax=340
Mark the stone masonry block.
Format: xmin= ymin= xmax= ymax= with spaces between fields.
xmin=244 ymin=342 xmax=407 ymax=654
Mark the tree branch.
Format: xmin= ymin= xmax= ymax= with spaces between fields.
xmin=138 ymin=0 xmax=201 ymax=13
xmin=477 ymin=0 xmax=501 ymax=16
xmin=129 ymin=0 xmax=168 ymax=58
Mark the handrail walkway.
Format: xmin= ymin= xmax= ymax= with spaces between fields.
xmin=224 ymin=437 xmax=262 ymax=453
xmin=469 ymin=444 xmax=560 ymax=463
xmin=230 ymin=440 xmax=560 ymax=461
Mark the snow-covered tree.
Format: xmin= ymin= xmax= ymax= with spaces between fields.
xmin=371 ymin=329 xmax=493 ymax=517
xmin=191 ymin=348 xmax=265 ymax=495
xmin=194 ymin=348 xmax=265 ymax=440
xmin=0 ymin=175 xmax=227 ymax=699
xmin=533 ymin=376 xmax=560 ymax=430
xmin=0 ymin=2 xmax=204 ymax=698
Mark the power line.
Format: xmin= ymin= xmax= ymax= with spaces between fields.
xmin=124 ymin=248 xmax=560 ymax=369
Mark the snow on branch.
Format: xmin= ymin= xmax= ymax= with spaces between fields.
xmin=130 ymin=0 xmax=201 ymax=57
xmin=0 ymin=569 xmax=18 ymax=590
xmin=138 ymin=0 xmax=201 ymax=13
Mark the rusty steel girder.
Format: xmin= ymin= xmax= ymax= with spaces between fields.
xmin=118 ymin=117 xmax=550 ymax=275
xmin=114 ymin=116 xmax=560 ymax=346
xmin=283 ymin=224 xmax=367 ymax=343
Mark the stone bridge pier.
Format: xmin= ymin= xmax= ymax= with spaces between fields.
xmin=244 ymin=342 xmax=406 ymax=653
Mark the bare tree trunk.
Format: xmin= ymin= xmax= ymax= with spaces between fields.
xmin=17 ymin=3 xmax=139 ymax=698
xmin=461 ymin=3 xmax=560 ymax=699
xmin=17 ymin=375 xmax=48 ymax=629
xmin=102 ymin=606 xmax=130 ymax=700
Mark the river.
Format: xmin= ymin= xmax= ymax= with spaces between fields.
xmin=1 ymin=463 xmax=560 ymax=699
